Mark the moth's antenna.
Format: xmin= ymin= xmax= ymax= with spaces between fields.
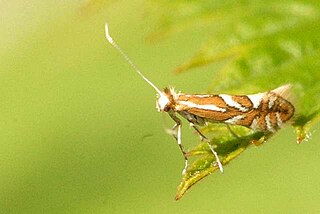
xmin=105 ymin=23 xmax=162 ymax=95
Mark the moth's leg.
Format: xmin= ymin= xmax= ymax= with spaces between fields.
xmin=226 ymin=124 xmax=240 ymax=138
xmin=168 ymin=112 xmax=188 ymax=174
xmin=189 ymin=123 xmax=208 ymax=141
xmin=190 ymin=123 xmax=224 ymax=173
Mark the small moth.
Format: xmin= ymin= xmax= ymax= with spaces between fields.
xmin=105 ymin=24 xmax=295 ymax=174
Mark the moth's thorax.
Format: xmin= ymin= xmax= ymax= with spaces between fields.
xmin=156 ymin=87 xmax=179 ymax=112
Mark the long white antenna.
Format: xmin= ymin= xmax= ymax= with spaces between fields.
xmin=105 ymin=23 xmax=163 ymax=95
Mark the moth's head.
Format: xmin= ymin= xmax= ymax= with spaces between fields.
xmin=156 ymin=87 xmax=176 ymax=112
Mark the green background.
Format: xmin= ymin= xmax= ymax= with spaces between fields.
xmin=0 ymin=1 xmax=319 ymax=213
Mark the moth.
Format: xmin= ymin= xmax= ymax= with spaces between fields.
xmin=105 ymin=24 xmax=295 ymax=173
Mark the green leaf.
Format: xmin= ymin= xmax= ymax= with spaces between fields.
xmin=175 ymin=125 xmax=268 ymax=200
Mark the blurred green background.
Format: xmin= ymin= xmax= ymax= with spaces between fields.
xmin=0 ymin=0 xmax=319 ymax=213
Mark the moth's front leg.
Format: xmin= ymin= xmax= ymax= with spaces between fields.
xmin=168 ymin=111 xmax=188 ymax=174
